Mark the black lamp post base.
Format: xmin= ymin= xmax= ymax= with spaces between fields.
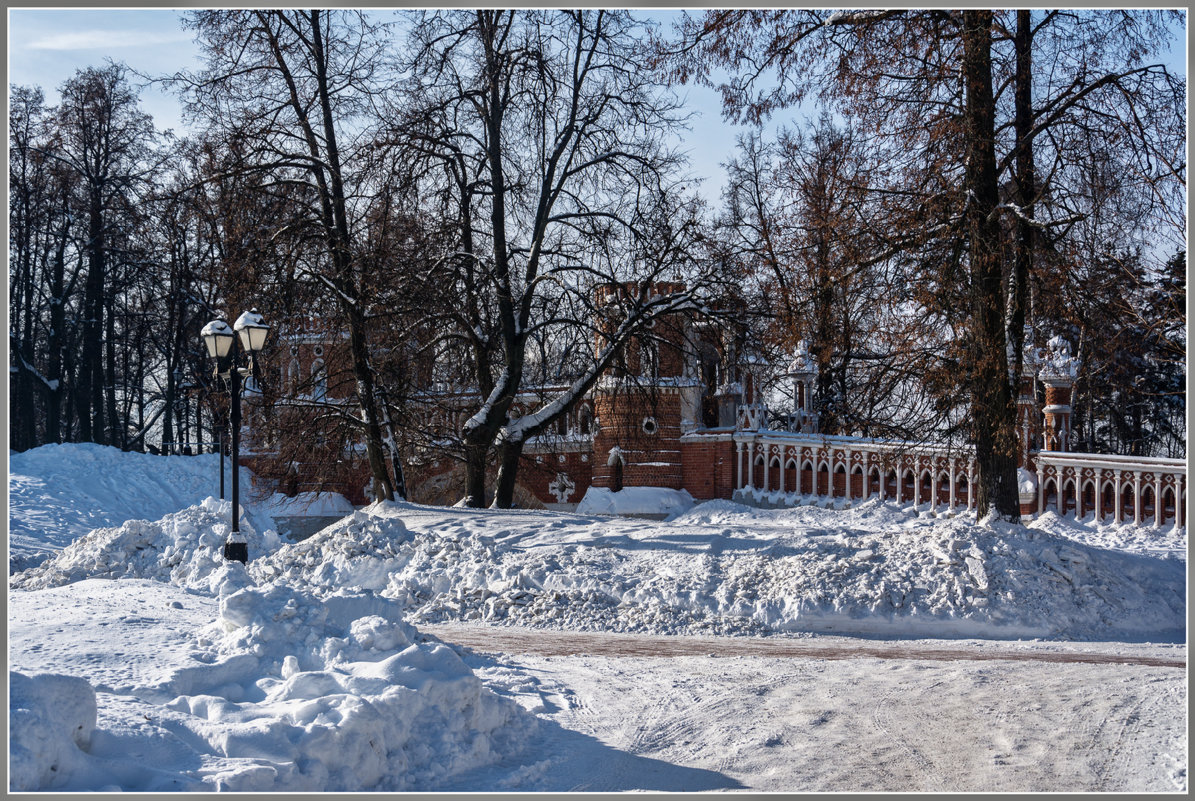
xmin=223 ymin=541 xmax=248 ymax=563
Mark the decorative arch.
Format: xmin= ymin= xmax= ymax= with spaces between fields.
xmin=1042 ymin=478 xmax=1059 ymax=514
xmin=784 ymin=458 xmax=799 ymax=493
xmin=1081 ymin=479 xmax=1097 ymax=520
xmin=608 ymin=447 xmax=626 ymax=493
xmin=868 ymin=465 xmax=883 ymax=497
xmin=918 ymin=470 xmax=933 ymax=505
xmin=1099 ymin=480 xmax=1116 ymax=521
xmin=1160 ymin=486 xmax=1177 ymax=525
xmin=1120 ymin=484 xmax=1136 ymax=523
xmin=769 ymin=456 xmax=783 ymax=491
xmin=311 ymin=359 xmax=327 ymax=400
xmin=1141 ymin=485 xmax=1156 ymax=524
xmin=1061 ymin=477 xmax=1077 ymax=516
xmin=800 ymin=460 xmax=814 ymax=494
xmin=817 ymin=461 xmax=832 ymax=497
xmin=833 ymin=463 xmax=848 ymax=497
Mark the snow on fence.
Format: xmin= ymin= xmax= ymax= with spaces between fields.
xmin=730 ymin=423 xmax=1185 ymax=529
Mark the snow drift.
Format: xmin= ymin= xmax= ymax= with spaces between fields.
xmin=249 ymin=498 xmax=1185 ymax=642
xmin=9 ymin=569 xmax=537 ymax=791
xmin=8 ymin=443 xmax=259 ymax=572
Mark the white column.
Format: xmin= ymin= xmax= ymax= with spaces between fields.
xmin=844 ymin=448 xmax=852 ymax=500
xmin=762 ymin=444 xmax=770 ymax=491
xmin=930 ymin=470 xmax=939 ymax=511
xmin=967 ymin=464 xmax=975 ymax=511
xmin=896 ymin=467 xmax=902 ymax=504
xmin=747 ymin=442 xmax=755 ymax=490
xmin=736 ymin=441 xmax=744 ymax=490
xmin=913 ymin=463 xmax=921 ymax=507
xmin=1074 ymin=473 xmax=1082 ymax=520
xmin=812 ymin=455 xmax=819 ymax=497
xmin=779 ymin=449 xmax=787 ymax=494
xmin=1114 ymin=474 xmax=1123 ymax=523
xmin=948 ymin=461 xmax=957 ymax=511
xmin=1037 ymin=465 xmax=1045 ymax=515
xmin=1133 ymin=471 xmax=1142 ymax=526
xmin=1154 ymin=474 xmax=1163 ymax=528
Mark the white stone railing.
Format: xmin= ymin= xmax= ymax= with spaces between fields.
xmin=732 ymin=429 xmax=980 ymax=512
xmin=1034 ymin=451 xmax=1186 ymax=528
xmin=729 ymin=426 xmax=1186 ymax=529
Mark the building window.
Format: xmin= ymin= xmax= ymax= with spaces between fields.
xmin=641 ymin=416 xmax=658 ymax=435
xmin=311 ymin=359 xmax=326 ymax=400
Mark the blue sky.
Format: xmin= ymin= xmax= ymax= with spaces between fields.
xmin=6 ymin=8 xmax=756 ymax=206
xmin=7 ymin=8 xmax=1186 ymax=209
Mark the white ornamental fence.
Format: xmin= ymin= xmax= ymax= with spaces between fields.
xmin=730 ymin=412 xmax=1185 ymax=529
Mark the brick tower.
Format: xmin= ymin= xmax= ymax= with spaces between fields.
xmin=591 ymin=282 xmax=690 ymax=491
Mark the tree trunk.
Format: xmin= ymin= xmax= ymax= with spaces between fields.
xmin=463 ymin=441 xmax=490 ymax=507
xmin=1008 ymin=9 xmax=1036 ymax=371
xmin=962 ymin=10 xmax=1020 ymax=522
xmin=494 ymin=438 xmax=524 ymax=508
xmin=46 ymin=230 xmax=66 ymax=444
xmin=347 ymin=304 xmax=395 ymax=502
xmin=80 ymin=196 xmax=106 ymax=444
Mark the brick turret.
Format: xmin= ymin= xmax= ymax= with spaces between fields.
xmin=786 ymin=340 xmax=819 ymax=434
xmin=1015 ymin=328 xmax=1042 ymax=468
xmin=1039 ymin=335 xmax=1079 ymax=452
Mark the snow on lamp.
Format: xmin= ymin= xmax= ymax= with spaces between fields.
xmin=234 ymin=309 xmax=270 ymax=354
xmin=201 ymin=319 xmax=235 ymax=361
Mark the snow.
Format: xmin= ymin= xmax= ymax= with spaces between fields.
xmin=232 ymin=309 xmax=266 ymax=332
xmin=7 ymin=443 xmax=1188 ymax=791
xmin=199 ymin=319 xmax=232 ymax=339
xmin=259 ymin=491 xmax=355 ymax=517
xmin=8 ymin=443 xmax=259 ymax=573
xmin=1018 ymin=466 xmax=1038 ymax=497
xmin=575 ymin=486 xmax=695 ymax=517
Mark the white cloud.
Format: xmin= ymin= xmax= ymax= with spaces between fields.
xmin=28 ymin=30 xmax=189 ymax=51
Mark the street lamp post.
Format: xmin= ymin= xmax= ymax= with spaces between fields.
xmin=201 ymin=310 xmax=270 ymax=563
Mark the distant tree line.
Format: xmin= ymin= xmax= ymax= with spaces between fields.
xmin=9 ymin=9 xmax=1185 ymax=519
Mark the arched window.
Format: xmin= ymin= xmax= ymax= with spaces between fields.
xmin=311 ymin=359 xmax=326 ymax=400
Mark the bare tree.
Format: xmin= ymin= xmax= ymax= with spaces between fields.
xmin=179 ymin=10 xmax=403 ymax=500
xmin=399 ymin=9 xmax=712 ymax=508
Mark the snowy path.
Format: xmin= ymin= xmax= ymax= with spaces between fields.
xmin=421 ymin=623 xmax=1186 ymax=667
xmin=425 ymin=623 xmax=1187 ymax=792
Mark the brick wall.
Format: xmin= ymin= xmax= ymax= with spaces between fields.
xmin=680 ymin=436 xmax=735 ymax=499
xmin=593 ymin=389 xmax=684 ymax=490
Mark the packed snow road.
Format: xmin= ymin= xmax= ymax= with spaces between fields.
xmin=421 ymin=623 xmax=1186 ymax=667
xmin=425 ymin=624 xmax=1187 ymax=793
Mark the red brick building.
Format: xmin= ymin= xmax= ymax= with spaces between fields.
xmin=243 ymin=291 xmax=1185 ymax=528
